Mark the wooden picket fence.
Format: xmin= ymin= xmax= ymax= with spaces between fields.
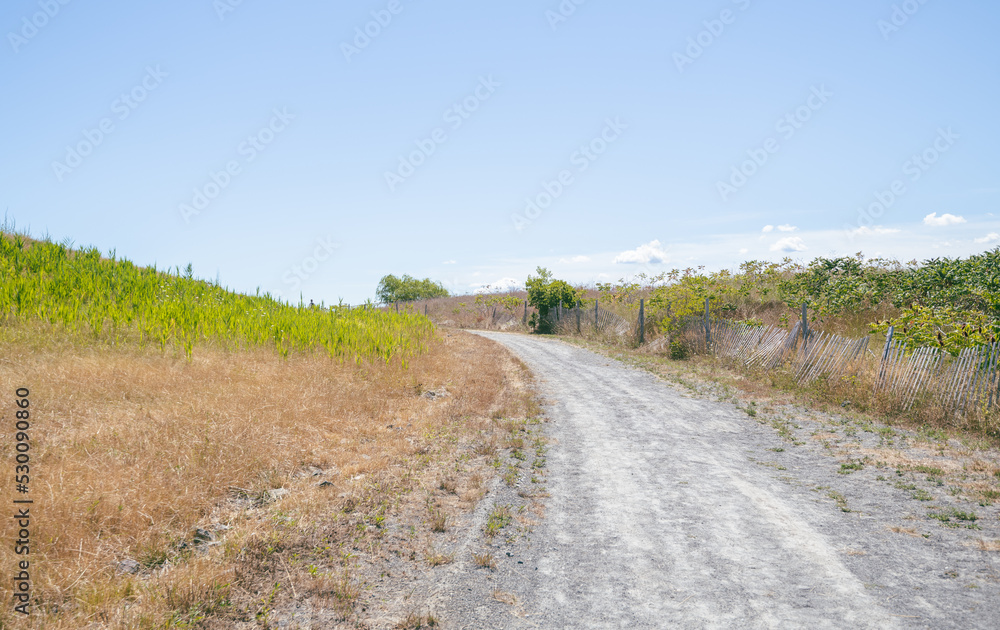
xmin=690 ymin=319 xmax=1000 ymax=414
xmin=930 ymin=342 xmax=1000 ymax=412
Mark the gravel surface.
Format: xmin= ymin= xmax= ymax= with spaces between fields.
xmin=426 ymin=332 xmax=1000 ymax=629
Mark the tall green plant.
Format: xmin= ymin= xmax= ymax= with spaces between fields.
xmin=525 ymin=267 xmax=578 ymax=333
xmin=0 ymin=232 xmax=434 ymax=364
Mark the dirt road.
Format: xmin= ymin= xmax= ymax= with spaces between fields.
xmin=440 ymin=332 xmax=1000 ymax=629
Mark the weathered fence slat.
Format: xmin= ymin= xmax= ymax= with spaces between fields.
xmin=674 ymin=315 xmax=996 ymax=415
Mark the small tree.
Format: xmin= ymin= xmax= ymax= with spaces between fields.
xmin=525 ymin=267 xmax=578 ymax=333
xmin=376 ymin=274 xmax=449 ymax=303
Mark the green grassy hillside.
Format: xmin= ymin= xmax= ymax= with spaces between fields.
xmin=0 ymin=231 xmax=433 ymax=363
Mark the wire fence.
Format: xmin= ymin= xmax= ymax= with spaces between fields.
xmin=549 ymin=301 xmax=633 ymax=337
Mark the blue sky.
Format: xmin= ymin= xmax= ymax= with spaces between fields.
xmin=2 ymin=0 xmax=998 ymax=304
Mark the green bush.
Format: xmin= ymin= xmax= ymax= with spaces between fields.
xmin=869 ymin=304 xmax=999 ymax=355
xmin=525 ymin=267 xmax=579 ymax=334
xmin=376 ymin=274 xmax=449 ymax=303
xmin=669 ymin=340 xmax=690 ymax=360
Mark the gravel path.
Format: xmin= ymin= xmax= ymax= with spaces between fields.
xmin=439 ymin=332 xmax=1000 ymax=629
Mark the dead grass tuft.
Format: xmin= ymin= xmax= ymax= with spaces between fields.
xmin=889 ymin=526 xmax=924 ymax=538
xmin=429 ymin=509 xmax=448 ymax=533
xmin=397 ymin=611 xmax=439 ymax=628
xmin=472 ymin=551 xmax=496 ymax=570
xmin=492 ymin=588 xmax=519 ymax=605
xmin=473 ymin=434 xmax=500 ymax=457
xmin=425 ymin=549 xmax=454 ymax=566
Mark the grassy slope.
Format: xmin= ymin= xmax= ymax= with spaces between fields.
xmin=0 ymin=232 xmax=433 ymax=363
xmin=0 ymin=233 xmax=537 ymax=628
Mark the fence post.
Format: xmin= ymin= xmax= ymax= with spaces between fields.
xmin=523 ymin=300 xmax=528 ymax=326
xmin=557 ymin=303 xmax=562 ymax=321
xmin=395 ymin=301 xmax=399 ymax=313
xmin=576 ymin=300 xmax=581 ymax=334
xmin=424 ymin=304 xmax=428 ymax=316
xmin=641 ymin=299 xmax=647 ymax=344
xmin=877 ymin=325 xmax=894 ymax=390
xmin=594 ymin=298 xmax=599 ymax=329
xmin=801 ymin=302 xmax=809 ymax=353
xmin=704 ymin=297 xmax=711 ymax=349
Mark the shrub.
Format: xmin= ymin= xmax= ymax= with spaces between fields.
xmin=376 ymin=274 xmax=450 ymax=303
xmin=525 ymin=267 xmax=579 ymax=334
xmin=669 ymin=340 xmax=689 ymax=360
xmin=869 ymin=304 xmax=999 ymax=355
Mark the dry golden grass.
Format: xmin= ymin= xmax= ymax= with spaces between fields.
xmin=395 ymin=611 xmax=439 ymax=629
xmin=412 ymin=293 xmax=530 ymax=331
xmin=810 ymin=432 xmax=841 ymax=442
xmin=491 ymin=588 xmax=518 ymax=605
xmin=0 ymin=324 xmax=525 ymax=628
xmin=423 ymin=549 xmax=453 ymax=567
xmin=428 ymin=508 xmax=447 ymax=533
xmin=471 ymin=552 xmax=495 ymax=570
xmin=888 ymin=526 xmax=924 ymax=538
xmin=856 ymin=449 xmax=961 ymax=474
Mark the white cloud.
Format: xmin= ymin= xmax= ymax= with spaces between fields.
xmin=442 ymin=260 xmax=457 ymax=265
xmin=558 ymin=255 xmax=591 ymax=264
xmin=762 ymin=225 xmax=774 ymax=233
xmin=923 ymin=212 xmax=967 ymax=227
xmin=769 ymin=236 xmax=807 ymax=253
xmin=777 ymin=224 xmax=797 ymax=232
xmin=974 ymin=232 xmax=1000 ymax=244
xmin=848 ymin=226 xmax=902 ymax=237
xmin=473 ymin=277 xmax=522 ymax=294
xmin=614 ymin=240 xmax=669 ymax=264
xmin=738 ymin=248 xmax=749 ymax=254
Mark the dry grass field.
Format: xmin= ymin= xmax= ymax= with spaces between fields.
xmin=0 ymin=324 xmax=534 ymax=628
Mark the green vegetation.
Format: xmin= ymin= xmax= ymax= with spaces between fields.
xmin=587 ymin=250 xmax=1000 ymax=349
xmin=838 ymin=461 xmax=865 ymax=475
xmin=780 ymin=252 xmax=1000 ymax=316
xmin=485 ymin=504 xmax=513 ymax=538
xmin=869 ymin=304 xmax=997 ymax=355
xmin=475 ymin=292 xmax=523 ymax=316
xmin=526 ymin=267 xmax=580 ymax=333
xmin=928 ymin=508 xmax=979 ymax=528
xmin=0 ymin=232 xmax=434 ymax=363
xmin=375 ymin=273 xmax=450 ymax=303
xmin=911 ymin=489 xmax=934 ymax=501
xmin=825 ymin=489 xmax=851 ymax=512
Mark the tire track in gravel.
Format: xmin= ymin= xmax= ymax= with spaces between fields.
xmin=441 ymin=332 xmax=1000 ymax=629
